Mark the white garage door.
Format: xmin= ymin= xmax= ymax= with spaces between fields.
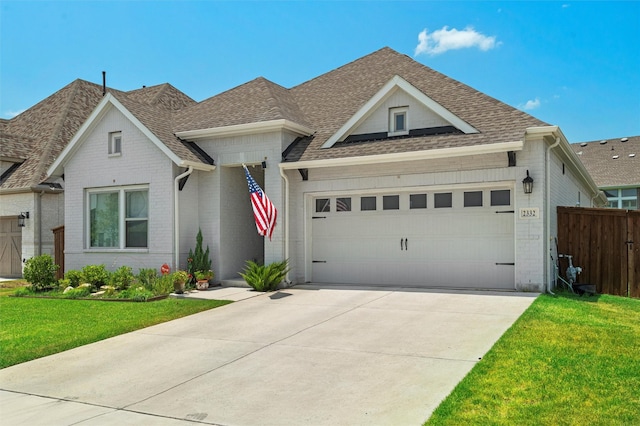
xmin=310 ymin=188 xmax=515 ymax=289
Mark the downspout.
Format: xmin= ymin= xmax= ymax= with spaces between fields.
xmin=174 ymin=166 xmax=194 ymax=270
xmin=37 ymin=191 xmax=45 ymax=255
xmin=546 ymin=136 xmax=561 ymax=294
xmin=279 ymin=166 xmax=291 ymax=284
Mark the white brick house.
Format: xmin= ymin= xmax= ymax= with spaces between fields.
xmin=47 ymin=47 xmax=606 ymax=292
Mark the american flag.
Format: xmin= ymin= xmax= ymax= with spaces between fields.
xmin=243 ymin=165 xmax=277 ymax=240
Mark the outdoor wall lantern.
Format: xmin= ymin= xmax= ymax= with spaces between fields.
xmin=522 ymin=170 xmax=534 ymax=194
xmin=18 ymin=211 xmax=29 ymax=227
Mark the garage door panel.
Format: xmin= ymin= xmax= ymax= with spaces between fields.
xmin=311 ymin=189 xmax=515 ymax=289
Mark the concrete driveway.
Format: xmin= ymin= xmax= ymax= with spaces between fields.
xmin=0 ymin=285 xmax=537 ymax=425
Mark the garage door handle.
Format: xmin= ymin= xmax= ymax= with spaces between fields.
xmin=400 ymin=238 xmax=404 ymax=250
xmin=405 ymin=238 xmax=408 ymax=250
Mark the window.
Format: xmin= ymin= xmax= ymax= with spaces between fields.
xmin=389 ymin=107 xmax=408 ymax=135
xmin=464 ymin=191 xmax=483 ymax=207
xmin=336 ymin=197 xmax=351 ymax=212
xmin=605 ymin=188 xmax=638 ymax=210
xmin=490 ymin=190 xmax=511 ymax=206
xmin=89 ymin=186 xmax=148 ymax=248
xmin=410 ymin=194 xmax=427 ymax=209
xmin=434 ymin=192 xmax=452 ymax=208
xmin=109 ymin=131 xmax=122 ymax=155
xmin=316 ymin=198 xmax=330 ymax=213
xmin=361 ymin=196 xmax=377 ymax=211
xmin=383 ymin=195 xmax=400 ymax=210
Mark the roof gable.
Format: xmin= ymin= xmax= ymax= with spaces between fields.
xmin=48 ymin=93 xmax=214 ymax=177
xmin=321 ymin=75 xmax=478 ymax=148
xmin=287 ymin=47 xmax=547 ymax=162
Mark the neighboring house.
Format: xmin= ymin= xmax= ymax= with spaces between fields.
xmin=47 ymin=47 xmax=606 ymax=292
xmin=0 ymin=80 xmax=195 ymax=277
xmin=571 ymin=136 xmax=639 ymax=210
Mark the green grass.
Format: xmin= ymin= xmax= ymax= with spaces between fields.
xmin=0 ymin=284 xmax=232 ymax=369
xmin=426 ymin=293 xmax=640 ymax=426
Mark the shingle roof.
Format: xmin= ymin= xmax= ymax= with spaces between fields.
xmin=571 ymin=136 xmax=640 ymax=187
xmin=1 ymin=81 xmax=200 ymax=191
xmin=0 ymin=79 xmax=105 ymax=190
xmin=287 ymin=47 xmax=548 ymax=161
xmin=110 ymin=92 xmax=205 ymax=164
xmin=173 ymin=77 xmax=313 ymax=132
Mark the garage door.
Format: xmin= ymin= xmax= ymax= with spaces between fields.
xmin=311 ymin=188 xmax=515 ymax=289
xmin=0 ymin=217 xmax=22 ymax=278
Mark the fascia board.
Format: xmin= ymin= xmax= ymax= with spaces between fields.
xmin=179 ymin=160 xmax=216 ymax=171
xmin=281 ymin=140 xmax=523 ymax=170
xmin=321 ymin=75 xmax=479 ymax=149
xmin=175 ymin=119 xmax=313 ymax=140
xmin=47 ymin=94 xmax=113 ymax=177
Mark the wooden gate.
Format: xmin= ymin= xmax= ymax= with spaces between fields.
xmin=52 ymin=225 xmax=64 ymax=280
xmin=0 ymin=217 xmax=22 ymax=277
xmin=557 ymin=207 xmax=639 ymax=297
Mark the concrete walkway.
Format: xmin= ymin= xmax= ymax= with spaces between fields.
xmin=0 ymin=285 xmax=537 ymax=425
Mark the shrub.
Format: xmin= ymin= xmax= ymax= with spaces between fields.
xmin=137 ymin=268 xmax=158 ymax=291
xmin=23 ymin=254 xmax=59 ymax=292
xmin=239 ymin=259 xmax=289 ymax=292
xmin=13 ymin=286 xmax=34 ymax=297
xmin=118 ymin=286 xmax=154 ymax=302
xmin=64 ymin=269 xmax=84 ymax=287
xmin=81 ymin=265 xmax=109 ymax=291
xmin=151 ymin=273 xmax=174 ymax=296
xmin=187 ymin=229 xmax=212 ymax=283
xmin=62 ymin=287 xmax=91 ymax=299
xmin=57 ymin=278 xmax=71 ymax=290
xmin=109 ymin=266 xmax=134 ymax=290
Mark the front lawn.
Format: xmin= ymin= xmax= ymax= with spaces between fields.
xmin=426 ymin=293 xmax=640 ymax=425
xmin=0 ymin=289 xmax=231 ymax=369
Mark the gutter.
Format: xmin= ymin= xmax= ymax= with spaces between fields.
xmin=280 ymin=140 xmax=524 ymax=170
xmin=174 ymin=166 xmax=194 ymax=270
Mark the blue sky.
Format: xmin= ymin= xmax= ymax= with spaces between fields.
xmin=1 ymin=1 xmax=638 ymax=143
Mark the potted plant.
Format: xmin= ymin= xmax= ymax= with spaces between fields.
xmin=173 ymin=270 xmax=189 ymax=294
xmin=195 ymin=270 xmax=214 ymax=290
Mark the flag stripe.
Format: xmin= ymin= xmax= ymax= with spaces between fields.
xmin=244 ymin=166 xmax=277 ymax=239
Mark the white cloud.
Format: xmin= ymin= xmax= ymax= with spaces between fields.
xmin=414 ymin=26 xmax=500 ymax=56
xmin=522 ymin=98 xmax=541 ymax=110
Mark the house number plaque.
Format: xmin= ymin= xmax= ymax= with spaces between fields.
xmin=519 ymin=208 xmax=539 ymax=219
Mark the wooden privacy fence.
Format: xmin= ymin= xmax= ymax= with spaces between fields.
xmin=557 ymin=207 xmax=639 ymax=297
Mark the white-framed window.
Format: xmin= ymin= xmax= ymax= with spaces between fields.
xmin=87 ymin=185 xmax=148 ymax=249
xmin=108 ymin=131 xmax=122 ymax=156
xmin=604 ymin=188 xmax=638 ymax=210
xmin=388 ymin=107 xmax=408 ymax=136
